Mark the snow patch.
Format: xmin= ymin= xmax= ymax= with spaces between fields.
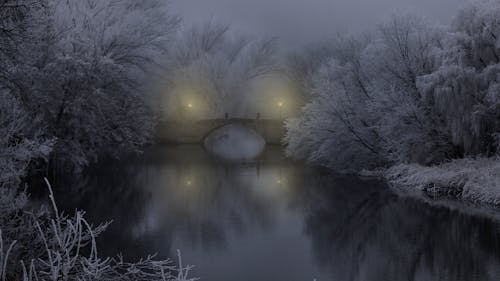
xmin=387 ymin=157 xmax=500 ymax=205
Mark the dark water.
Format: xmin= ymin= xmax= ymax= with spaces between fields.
xmin=38 ymin=145 xmax=500 ymax=281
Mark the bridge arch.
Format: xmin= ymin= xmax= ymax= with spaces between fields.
xmin=199 ymin=118 xmax=260 ymax=143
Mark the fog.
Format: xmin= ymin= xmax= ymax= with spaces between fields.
xmin=170 ymin=0 xmax=468 ymax=45
xmin=3 ymin=0 xmax=500 ymax=280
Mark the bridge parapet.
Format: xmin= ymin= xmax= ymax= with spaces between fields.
xmin=156 ymin=118 xmax=285 ymax=145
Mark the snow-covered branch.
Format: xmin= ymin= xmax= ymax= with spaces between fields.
xmin=0 ymin=179 xmax=197 ymax=281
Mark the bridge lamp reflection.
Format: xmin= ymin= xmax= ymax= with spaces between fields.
xmin=277 ymin=166 xmax=284 ymax=185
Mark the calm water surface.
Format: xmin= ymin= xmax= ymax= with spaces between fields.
xmin=43 ymin=145 xmax=500 ymax=281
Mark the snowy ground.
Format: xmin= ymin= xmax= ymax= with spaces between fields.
xmin=386 ymin=157 xmax=500 ymax=206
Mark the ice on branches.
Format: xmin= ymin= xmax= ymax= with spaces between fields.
xmin=0 ymin=179 xmax=197 ymax=281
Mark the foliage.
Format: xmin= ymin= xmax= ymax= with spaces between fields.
xmin=285 ymin=2 xmax=500 ymax=170
xmin=161 ymin=22 xmax=279 ymax=119
xmin=0 ymin=0 xmax=179 ymax=171
xmin=0 ymin=91 xmax=53 ymax=186
xmin=418 ymin=1 xmax=500 ymax=157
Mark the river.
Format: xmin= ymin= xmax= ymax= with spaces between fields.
xmin=38 ymin=145 xmax=500 ymax=281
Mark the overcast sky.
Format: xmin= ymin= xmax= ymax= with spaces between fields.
xmin=170 ymin=0 xmax=469 ymax=46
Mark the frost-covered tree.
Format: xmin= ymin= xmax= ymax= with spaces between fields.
xmin=0 ymin=0 xmax=43 ymax=101
xmin=285 ymin=16 xmax=454 ymax=169
xmin=285 ymin=35 xmax=386 ymax=171
xmin=1 ymin=0 xmax=179 ymax=170
xmin=365 ymin=16 xmax=453 ymax=164
xmin=161 ymin=22 xmax=279 ymax=119
xmin=285 ymin=37 xmax=386 ymax=171
xmin=418 ymin=1 xmax=500 ymax=157
xmin=0 ymin=2 xmax=43 ymax=184
xmin=0 ymin=91 xmax=53 ymax=187
xmin=286 ymin=3 xmax=500 ymax=170
xmin=285 ymin=41 xmax=342 ymax=105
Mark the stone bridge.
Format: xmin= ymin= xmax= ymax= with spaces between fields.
xmin=155 ymin=118 xmax=285 ymax=145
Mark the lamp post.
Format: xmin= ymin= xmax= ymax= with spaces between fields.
xmin=278 ymin=101 xmax=283 ymax=120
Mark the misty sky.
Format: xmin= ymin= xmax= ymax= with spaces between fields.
xmin=170 ymin=0 xmax=468 ymax=45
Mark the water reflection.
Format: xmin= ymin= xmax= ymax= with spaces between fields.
xmin=43 ymin=145 xmax=500 ymax=281
xmin=300 ymin=174 xmax=500 ymax=281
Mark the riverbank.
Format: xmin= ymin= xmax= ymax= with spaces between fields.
xmin=386 ymin=157 xmax=500 ymax=206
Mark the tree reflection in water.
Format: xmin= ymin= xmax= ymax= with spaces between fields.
xmin=42 ymin=145 xmax=500 ymax=281
xmin=301 ymin=173 xmax=500 ymax=281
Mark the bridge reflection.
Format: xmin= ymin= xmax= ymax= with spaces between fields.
xmin=156 ymin=118 xmax=285 ymax=145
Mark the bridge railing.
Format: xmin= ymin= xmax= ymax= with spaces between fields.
xmin=155 ymin=118 xmax=285 ymax=145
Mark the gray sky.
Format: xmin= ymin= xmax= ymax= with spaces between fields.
xmin=170 ymin=0 xmax=468 ymax=45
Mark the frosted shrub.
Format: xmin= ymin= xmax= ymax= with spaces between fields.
xmin=0 ymin=179 xmax=197 ymax=281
